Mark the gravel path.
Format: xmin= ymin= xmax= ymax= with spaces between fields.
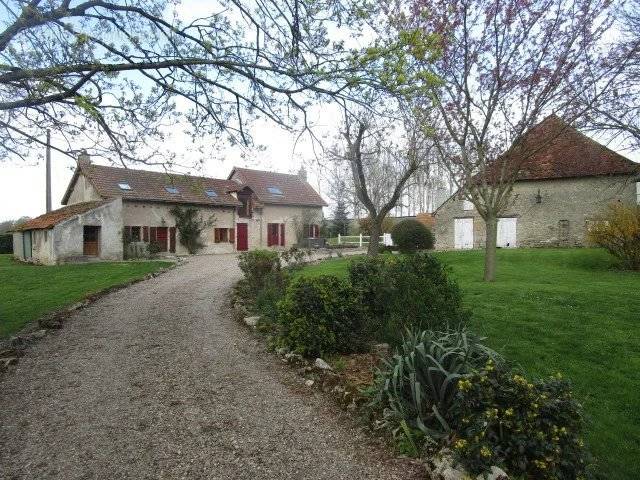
xmin=0 ymin=254 xmax=422 ymax=479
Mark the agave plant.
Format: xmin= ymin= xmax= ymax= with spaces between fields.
xmin=369 ymin=328 xmax=501 ymax=440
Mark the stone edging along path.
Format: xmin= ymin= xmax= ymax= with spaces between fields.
xmin=0 ymin=258 xmax=181 ymax=375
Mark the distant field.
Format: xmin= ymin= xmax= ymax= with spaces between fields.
xmin=298 ymin=248 xmax=640 ymax=480
xmin=0 ymin=255 xmax=171 ymax=337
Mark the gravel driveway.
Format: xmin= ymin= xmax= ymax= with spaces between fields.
xmin=0 ymin=254 xmax=422 ymax=479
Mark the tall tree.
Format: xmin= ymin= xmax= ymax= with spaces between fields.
xmin=330 ymin=107 xmax=433 ymax=254
xmin=332 ymin=197 xmax=350 ymax=236
xmin=0 ymin=0 xmax=395 ymax=165
xmin=401 ymin=0 xmax=616 ymax=280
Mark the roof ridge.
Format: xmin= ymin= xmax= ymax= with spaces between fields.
xmin=85 ymin=163 xmax=231 ymax=183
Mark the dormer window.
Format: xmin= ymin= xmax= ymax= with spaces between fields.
xmin=118 ymin=182 xmax=132 ymax=191
xmin=165 ymin=186 xmax=179 ymax=194
xmin=205 ymin=189 xmax=217 ymax=197
xmin=267 ymin=186 xmax=283 ymax=196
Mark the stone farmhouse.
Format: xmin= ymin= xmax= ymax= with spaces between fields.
xmin=13 ymin=158 xmax=326 ymax=264
xmin=434 ymin=116 xmax=640 ymax=250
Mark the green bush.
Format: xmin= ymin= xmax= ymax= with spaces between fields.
xmin=147 ymin=241 xmax=162 ymax=257
xmin=348 ymin=253 xmax=469 ymax=342
xmin=451 ymin=366 xmax=590 ymax=480
xmin=0 ymin=234 xmax=12 ymax=254
xmin=368 ymin=329 xmax=500 ymax=441
xmin=238 ymin=249 xmax=281 ymax=294
xmin=277 ymin=275 xmax=367 ymax=357
xmin=391 ymin=219 xmax=434 ymax=253
xmin=254 ymin=270 xmax=289 ymax=330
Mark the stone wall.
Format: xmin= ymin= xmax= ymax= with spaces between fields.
xmin=122 ymin=201 xmax=236 ymax=255
xmin=434 ymin=175 xmax=638 ymax=250
xmin=65 ymin=174 xmax=102 ymax=205
xmin=53 ymin=198 xmax=124 ymax=263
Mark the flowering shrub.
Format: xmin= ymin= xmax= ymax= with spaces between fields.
xmin=587 ymin=203 xmax=640 ymax=270
xmin=451 ymin=363 xmax=590 ymax=479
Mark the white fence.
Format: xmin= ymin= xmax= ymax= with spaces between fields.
xmin=336 ymin=233 xmax=393 ymax=248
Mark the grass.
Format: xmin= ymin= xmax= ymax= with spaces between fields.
xmin=0 ymin=254 xmax=171 ymax=338
xmin=297 ymin=248 xmax=640 ymax=480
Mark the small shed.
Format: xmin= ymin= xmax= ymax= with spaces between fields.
xmin=13 ymin=199 xmax=123 ymax=265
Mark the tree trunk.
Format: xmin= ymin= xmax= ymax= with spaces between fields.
xmin=367 ymin=218 xmax=382 ymax=255
xmin=483 ymin=214 xmax=498 ymax=282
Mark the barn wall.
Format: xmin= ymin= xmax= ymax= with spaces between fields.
xmin=434 ymin=175 xmax=637 ymax=250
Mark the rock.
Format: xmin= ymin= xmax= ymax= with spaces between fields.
xmin=243 ymin=316 xmax=260 ymax=327
xmin=373 ymin=343 xmax=391 ymax=357
xmin=284 ymin=352 xmax=304 ymax=364
xmin=0 ymin=357 xmax=18 ymax=371
xmin=426 ymin=449 xmax=509 ymax=480
xmin=275 ymin=347 xmax=288 ymax=356
xmin=304 ymin=379 xmax=314 ymax=387
xmin=313 ymin=358 xmax=333 ymax=371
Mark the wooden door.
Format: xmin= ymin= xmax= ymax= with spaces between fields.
xmin=169 ymin=227 xmax=176 ymax=253
xmin=497 ymin=217 xmax=517 ymax=248
xmin=83 ymin=226 xmax=100 ymax=256
xmin=454 ymin=218 xmax=473 ymax=249
xmin=156 ymin=227 xmax=168 ymax=252
xmin=23 ymin=231 xmax=32 ymax=259
xmin=236 ymin=223 xmax=248 ymax=251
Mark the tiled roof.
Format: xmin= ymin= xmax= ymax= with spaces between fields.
xmin=229 ymin=167 xmax=327 ymax=207
xmin=484 ymin=115 xmax=639 ymax=182
xmin=62 ymin=165 xmax=242 ymax=207
xmin=16 ymin=201 xmax=107 ymax=231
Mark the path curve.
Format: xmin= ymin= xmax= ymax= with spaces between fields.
xmin=0 ymin=255 xmax=422 ymax=479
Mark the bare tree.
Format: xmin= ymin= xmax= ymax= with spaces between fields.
xmin=329 ymin=108 xmax=433 ymax=254
xmin=581 ymin=0 xmax=640 ymax=150
xmin=0 ymin=0 xmax=392 ymax=166
xmin=401 ymin=0 xmax=617 ymax=280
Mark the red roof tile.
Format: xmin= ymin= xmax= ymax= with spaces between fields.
xmin=16 ymin=201 xmax=107 ymax=231
xmin=484 ymin=116 xmax=639 ymax=182
xmin=229 ymin=167 xmax=327 ymax=207
xmin=62 ymin=165 xmax=242 ymax=207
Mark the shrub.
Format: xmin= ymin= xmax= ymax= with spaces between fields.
xmin=147 ymin=241 xmax=162 ymax=257
xmin=391 ymin=219 xmax=435 ymax=253
xmin=277 ymin=275 xmax=367 ymax=357
xmin=170 ymin=206 xmax=212 ymax=254
xmin=358 ymin=215 xmax=394 ymax=235
xmin=348 ymin=253 xmax=469 ymax=342
xmin=279 ymin=245 xmax=309 ymax=269
xmin=451 ymin=365 xmax=590 ymax=479
xmin=587 ymin=203 xmax=640 ymax=270
xmin=254 ymin=270 xmax=289 ymax=329
xmin=238 ymin=249 xmax=281 ymax=294
xmin=0 ymin=234 xmax=12 ymax=254
xmin=367 ymin=329 xmax=500 ymax=442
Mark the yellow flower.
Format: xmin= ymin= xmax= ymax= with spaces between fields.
xmin=486 ymin=408 xmax=499 ymax=420
xmin=458 ymin=378 xmax=473 ymax=392
xmin=504 ymin=408 xmax=514 ymax=417
xmin=480 ymin=446 xmax=492 ymax=457
xmin=533 ymin=459 xmax=547 ymax=470
xmin=454 ymin=439 xmax=468 ymax=450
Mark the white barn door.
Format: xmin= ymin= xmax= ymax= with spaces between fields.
xmin=497 ymin=217 xmax=517 ymax=248
xmin=454 ymin=218 xmax=474 ymax=249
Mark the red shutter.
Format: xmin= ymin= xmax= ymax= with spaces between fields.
xmin=267 ymin=224 xmax=274 ymax=246
xmin=214 ymin=228 xmax=220 ymax=243
xmin=169 ymin=227 xmax=176 ymax=253
xmin=229 ymin=228 xmax=235 ymax=243
xmin=314 ymin=224 xmax=319 ymax=238
xmin=280 ymin=223 xmax=285 ymax=246
xmin=143 ymin=226 xmax=149 ymax=242
xmin=149 ymin=227 xmax=157 ymax=242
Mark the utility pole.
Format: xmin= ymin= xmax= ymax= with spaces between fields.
xmin=45 ymin=129 xmax=52 ymax=213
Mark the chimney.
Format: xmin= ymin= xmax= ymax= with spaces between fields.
xmin=298 ymin=165 xmax=307 ymax=182
xmin=77 ymin=150 xmax=91 ymax=168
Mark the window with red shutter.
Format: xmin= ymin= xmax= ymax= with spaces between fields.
xmin=229 ymin=228 xmax=235 ymax=243
xmin=143 ymin=226 xmax=149 ymax=242
xmin=280 ymin=223 xmax=285 ymax=246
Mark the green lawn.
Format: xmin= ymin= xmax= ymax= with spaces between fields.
xmin=0 ymin=254 xmax=171 ymax=338
xmin=298 ymin=248 xmax=640 ymax=480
